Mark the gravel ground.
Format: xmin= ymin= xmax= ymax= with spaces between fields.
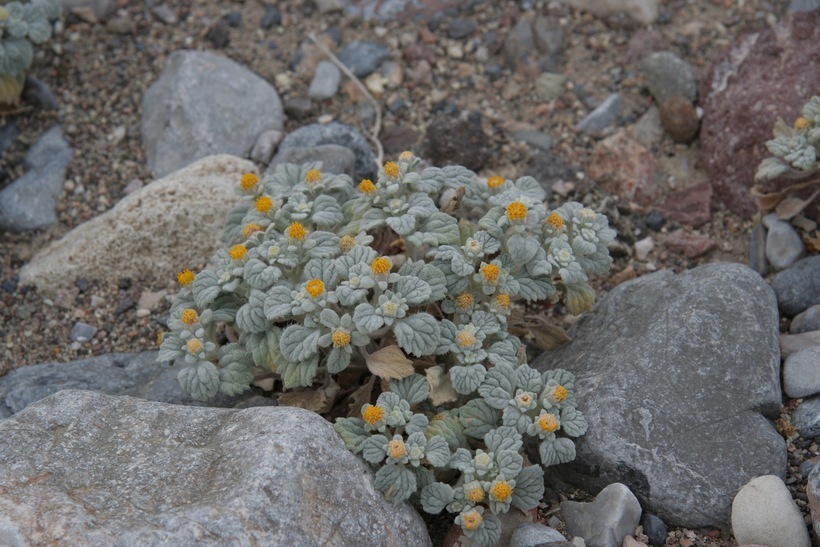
xmin=0 ymin=0 xmax=816 ymax=545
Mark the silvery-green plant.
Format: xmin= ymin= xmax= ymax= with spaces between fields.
xmin=159 ymin=153 xmax=613 ymax=546
xmin=756 ymin=95 xmax=820 ymax=181
xmin=0 ymin=0 xmax=61 ymax=105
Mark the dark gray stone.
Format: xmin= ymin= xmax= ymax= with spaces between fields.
xmin=426 ymin=112 xmax=490 ymax=171
xmin=533 ymin=264 xmax=785 ymax=529
xmin=783 ymin=347 xmax=820 ymax=399
xmin=447 ymin=18 xmax=477 ymax=39
xmin=792 ymin=305 xmax=820 ymax=334
xmin=274 ymin=122 xmax=376 ymax=182
xmin=141 ymin=50 xmax=284 ymax=177
xmin=69 ymin=322 xmax=97 ymax=343
xmin=0 ymin=390 xmax=431 ymax=546
xmin=307 ymin=60 xmax=341 ymax=100
xmin=260 ymin=5 xmax=281 ymax=28
xmin=0 ymin=351 xmax=273 ymax=419
xmin=789 ymin=0 xmax=820 ymax=12
xmin=561 ymin=483 xmax=642 ymax=547
xmin=749 ymin=222 xmax=769 ymax=276
xmin=283 ymin=97 xmax=313 ymax=119
xmin=771 ymin=256 xmax=820 ymax=318
xmin=640 ymin=52 xmax=697 ymax=104
xmin=0 ymin=122 xmax=18 ymax=157
xmin=510 ymin=523 xmax=566 ymax=547
xmin=269 ymin=144 xmax=356 ymax=178
xmin=800 ymin=460 xmax=817 ymax=479
xmin=336 ymin=40 xmax=390 ymax=77
xmin=576 ymin=93 xmax=623 ymax=135
xmin=641 ymin=513 xmax=667 ymax=546
xmin=0 ymin=126 xmax=73 ymax=232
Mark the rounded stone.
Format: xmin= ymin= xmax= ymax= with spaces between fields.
xmin=782 ymin=347 xmax=820 ymax=399
xmin=765 ymin=219 xmax=806 ymax=270
xmin=771 ymin=256 xmax=820 ymax=317
xmin=659 ymin=96 xmax=699 ymax=144
xmin=731 ymin=475 xmax=810 ymax=547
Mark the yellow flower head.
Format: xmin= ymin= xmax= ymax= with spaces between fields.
xmin=456 ymin=293 xmax=474 ymax=309
xmin=177 ymin=269 xmax=195 ymax=286
xmin=384 ymin=161 xmax=400 ymax=178
xmin=181 ymin=309 xmax=199 ymax=325
xmin=538 ymin=413 xmax=559 ymax=433
xmin=494 ymin=293 xmax=511 ymax=309
xmin=332 ymin=330 xmax=351 ymax=348
xmin=287 ymin=222 xmax=307 ymax=241
xmin=339 ymin=235 xmax=356 ymax=252
xmin=256 ymin=196 xmax=273 ymax=213
xmin=487 ymin=175 xmax=504 ymax=189
xmin=461 ymin=510 xmax=483 ymax=531
xmin=490 ymin=480 xmax=513 ymax=502
xmin=305 ymin=279 xmax=325 ymax=298
xmin=506 ymin=201 xmax=527 ymax=221
xmin=465 ymin=485 xmax=485 ymax=503
xmin=358 ymin=179 xmax=377 ymax=193
xmin=305 ymin=169 xmax=322 ymax=184
xmin=795 ymin=117 xmax=810 ymax=130
xmin=398 ymin=151 xmax=415 ymax=162
xmin=240 ymin=172 xmax=258 ymax=190
xmin=387 ymin=439 xmax=407 ymax=459
xmin=456 ymin=330 xmax=476 ymax=348
xmin=229 ymin=245 xmax=247 ymax=260
xmin=546 ymin=212 xmax=565 ymax=230
xmin=371 ymin=257 xmax=392 ymax=275
xmin=186 ymin=339 xmax=202 ymax=354
xmin=362 ymin=404 xmax=384 ymax=425
xmin=481 ymin=263 xmax=500 ymax=283
xmin=243 ymin=223 xmax=262 ymax=238
xmin=552 ymin=384 xmax=568 ymax=402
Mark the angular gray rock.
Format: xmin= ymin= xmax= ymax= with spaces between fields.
xmin=792 ymin=305 xmax=820 ymax=334
xmin=336 ymin=40 xmax=390 ymax=77
xmin=0 ymin=390 xmax=431 ymax=546
xmin=0 ymin=351 xmax=273 ymax=419
xmin=576 ymin=93 xmax=623 ymax=135
xmin=250 ymin=129 xmax=284 ymax=164
xmin=555 ymin=0 xmax=659 ymax=24
xmin=782 ymin=347 xmax=820 ymax=399
xmin=0 ymin=126 xmax=73 ymax=232
xmin=269 ymin=144 xmax=357 ymax=178
xmin=794 ymin=397 xmax=820 ymax=439
xmin=561 ymin=483 xmax=642 ymax=547
xmin=510 ymin=523 xmax=567 ymax=547
xmin=640 ymin=52 xmax=697 ymax=104
xmin=789 ymin=0 xmax=820 ymax=12
xmin=274 ymin=122 xmax=376 ymax=182
xmin=141 ymin=50 xmax=284 ymax=177
xmin=771 ymin=256 xmax=820 ymax=318
xmin=69 ymin=321 xmax=97 ymax=343
xmin=533 ymin=264 xmax=785 ymax=529
xmin=731 ymin=475 xmax=810 ymax=547
xmin=308 ymin=60 xmax=342 ymax=99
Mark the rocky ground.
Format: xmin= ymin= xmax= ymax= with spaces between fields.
xmin=0 ymin=0 xmax=818 ymax=546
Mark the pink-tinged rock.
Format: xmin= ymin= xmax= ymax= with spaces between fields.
xmin=657 ymin=182 xmax=712 ymax=227
xmin=587 ymin=130 xmax=661 ymax=207
xmin=700 ymin=11 xmax=820 ymax=219
xmin=780 ymin=331 xmax=820 ymax=358
xmin=664 ymin=229 xmax=717 ymax=258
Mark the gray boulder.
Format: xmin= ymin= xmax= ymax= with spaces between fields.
xmin=141 ymin=50 xmax=284 ymax=177
xmin=273 ymin=122 xmax=376 ymax=182
xmin=0 ymin=390 xmax=431 ymax=546
xmin=532 ymin=263 xmax=785 ymax=529
xmin=0 ymin=351 xmax=273 ymax=419
xmin=0 ymin=126 xmax=73 ymax=232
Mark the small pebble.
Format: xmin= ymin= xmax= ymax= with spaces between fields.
xmin=765 ymin=216 xmax=805 ymax=270
xmin=447 ymin=18 xmax=477 ymax=40
xmin=576 ymin=93 xmax=623 ymax=135
xmin=70 ymin=322 xmax=98 ymax=343
xmin=659 ymin=96 xmax=699 ymax=144
xmin=635 ymin=236 xmax=654 ymax=260
xmin=640 ymin=513 xmax=667 ymax=547
xmin=226 ymin=12 xmax=241 ymax=28
xmin=260 ymin=5 xmax=282 ymax=29
xmin=646 ymin=211 xmax=665 ymax=231
xmin=791 ymin=305 xmax=820 ymax=334
xmin=782 ymin=347 xmax=820 ymax=399
xmin=151 ymin=4 xmax=177 ymax=25
xmin=308 ymin=61 xmax=341 ymax=100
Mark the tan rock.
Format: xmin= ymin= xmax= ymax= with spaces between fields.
xmin=19 ymin=155 xmax=255 ymax=292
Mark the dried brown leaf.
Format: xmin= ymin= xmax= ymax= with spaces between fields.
xmin=278 ymin=378 xmax=340 ymax=414
xmin=365 ymin=345 xmax=415 ymax=381
xmin=426 ymin=366 xmax=458 ymax=406
xmin=441 ymin=186 xmax=466 ymax=216
xmin=776 ymin=189 xmax=820 ymax=220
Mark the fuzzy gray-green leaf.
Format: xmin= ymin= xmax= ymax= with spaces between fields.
xmin=560 ymin=406 xmax=588 ymax=437
xmin=394 ymin=312 xmax=440 ymax=357
xmin=425 ymin=435 xmax=451 ymax=467
xmin=450 ymin=365 xmax=486 ymax=395
xmin=374 ymin=464 xmax=417 ymax=504
xmin=389 ymin=373 xmax=429 ymax=405
xmin=539 ymin=437 xmax=576 ymax=466
xmin=334 ymin=417 xmax=370 ymax=453
xmin=420 ymin=482 xmax=454 ymax=514
xmin=280 ymin=325 xmax=321 ymax=362
xmin=178 ymin=361 xmax=220 ymax=401
xmin=459 ymin=399 xmax=500 ymax=439
xmin=511 ymin=465 xmax=545 ymax=511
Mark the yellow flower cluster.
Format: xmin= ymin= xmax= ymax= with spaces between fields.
xmin=305 ymin=279 xmax=325 ymax=298
xmin=487 ymin=175 xmax=504 ymax=189
xmin=240 ymin=172 xmax=258 ymax=191
xmin=552 ymin=384 xmax=568 ymax=402
xmin=339 ymin=235 xmax=356 ymax=252
xmin=362 ymin=405 xmax=384 ymax=425
xmin=538 ymin=413 xmax=559 ymax=433
xmin=481 ymin=263 xmax=499 ymax=283
xmin=384 ymin=161 xmax=400 ymax=178
xmin=358 ymin=179 xmax=377 ymax=193
xmin=545 ymin=212 xmax=565 ymax=230
xmin=256 ymin=196 xmax=273 ymax=213
xmin=494 ymin=293 xmax=511 ymax=309
xmin=490 ymin=480 xmax=513 ymax=502
xmin=456 ymin=293 xmax=474 ymax=309
xmin=229 ymin=245 xmax=247 ymax=260
xmin=181 ymin=309 xmax=198 ymax=325
xmin=371 ymin=257 xmax=391 ymax=275
xmin=332 ymin=330 xmax=351 ymax=348
xmin=287 ymin=221 xmax=306 ymax=241
xmin=506 ymin=201 xmax=527 ymax=221
xmin=177 ymin=269 xmax=195 ymax=286
xmin=305 ymin=169 xmax=322 ymax=184
xmin=243 ymin=224 xmax=262 ymax=238
xmin=387 ymin=439 xmax=406 ymax=459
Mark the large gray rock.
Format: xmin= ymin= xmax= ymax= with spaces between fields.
xmin=141 ymin=50 xmax=284 ymax=177
xmin=273 ymin=122 xmax=376 ymax=183
xmin=0 ymin=126 xmax=73 ymax=232
xmin=19 ymin=155 xmax=254 ymax=291
xmin=0 ymin=351 xmax=273 ymax=419
xmin=533 ymin=263 xmax=785 ymax=529
xmin=0 ymin=390 xmax=431 ymax=546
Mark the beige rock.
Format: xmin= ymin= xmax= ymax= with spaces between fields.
xmin=557 ymin=0 xmax=659 ymax=24
xmin=19 ymin=155 xmax=255 ymax=292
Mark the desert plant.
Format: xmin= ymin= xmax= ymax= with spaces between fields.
xmin=756 ymin=95 xmax=820 ymax=181
xmin=159 ymin=153 xmax=614 ymax=546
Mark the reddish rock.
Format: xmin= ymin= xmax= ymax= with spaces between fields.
xmin=657 ymin=182 xmax=712 ymax=227
xmin=700 ymin=11 xmax=820 ymax=219
xmin=659 ymin=96 xmax=700 ymax=144
xmin=587 ymin=130 xmax=662 ymax=207
xmin=426 ymin=112 xmax=490 ymax=171
xmin=403 ymin=43 xmax=436 ymax=65
xmin=664 ymin=229 xmax=717 ymax=258
xmin=380 ymin=125 xmax=421 ymax=155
